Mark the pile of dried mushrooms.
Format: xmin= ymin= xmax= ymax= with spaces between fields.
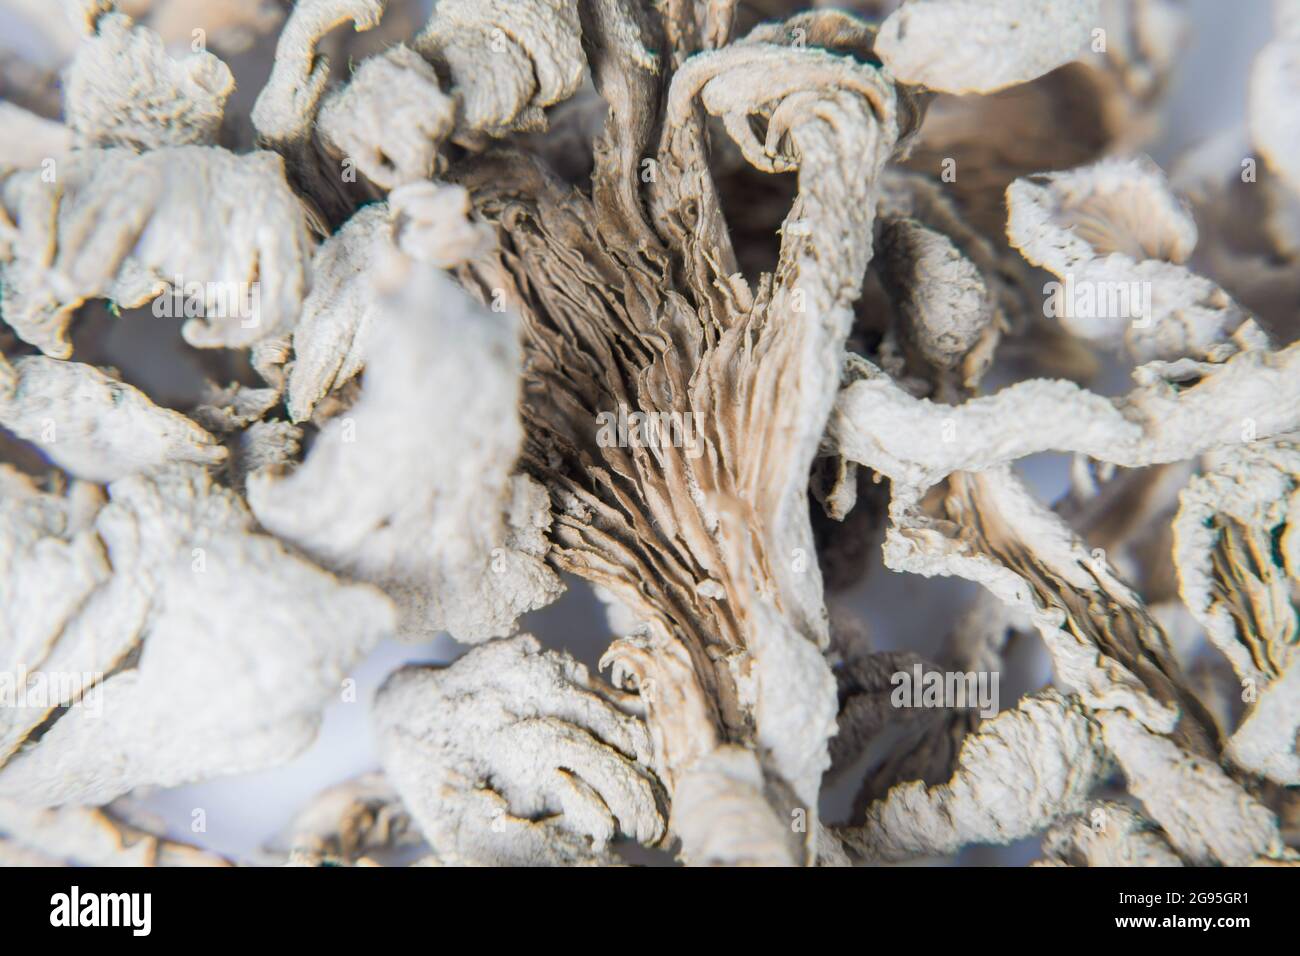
xmin=0 ymin=0 xmax=1297 ymax=867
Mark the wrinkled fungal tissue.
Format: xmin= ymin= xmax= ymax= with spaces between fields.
xmin=0 ymin=0 xmax=1297 ymax=869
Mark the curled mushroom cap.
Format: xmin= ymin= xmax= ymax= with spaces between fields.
xmin=414 ymin=0 xmax=586 ymax=134
xmin=374 ymin=635 xmax=665 ymax=865
xmin=1007 ymin=157 xmax=1252 ymax=359
xmin=1174 ymin=438 xmax=1300 ymax=786
xmin=250 ymin=0 xmax=387 ymax=144
xmin=0 ymin=357 xmax=226 ymax=481
xmin=0 ymin=146 xmax=314 ymax=357
xmin=842 ymin=691 xmax=1106 ymax=863
xmin=0 ymin=464 xmax=394 ymax=806
xmin=1008 ymin=156 xmax=1198 ymax=269
xmin=63 ymin=12 xmax=234 ymax=151
xmin=876 ymin=0 xmax=1101 ymax=94
xmin=317 ymin=45 xmax=455 ymax=189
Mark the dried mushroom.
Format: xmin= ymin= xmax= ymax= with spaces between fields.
xmin=0 ymin=0 xmax=1296 ymax=872
xmin=64 ymin=11 xmax=234 ymax=151
xmin=375 ymin=635 xmax=664 ymax=865
xmin=875 ymin=0 xmax=1101 ymax=95
xmin=0 ymin=146 xmax=313 ymax=356
xmin=0 ymin=464 xmax=393 ymax=805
